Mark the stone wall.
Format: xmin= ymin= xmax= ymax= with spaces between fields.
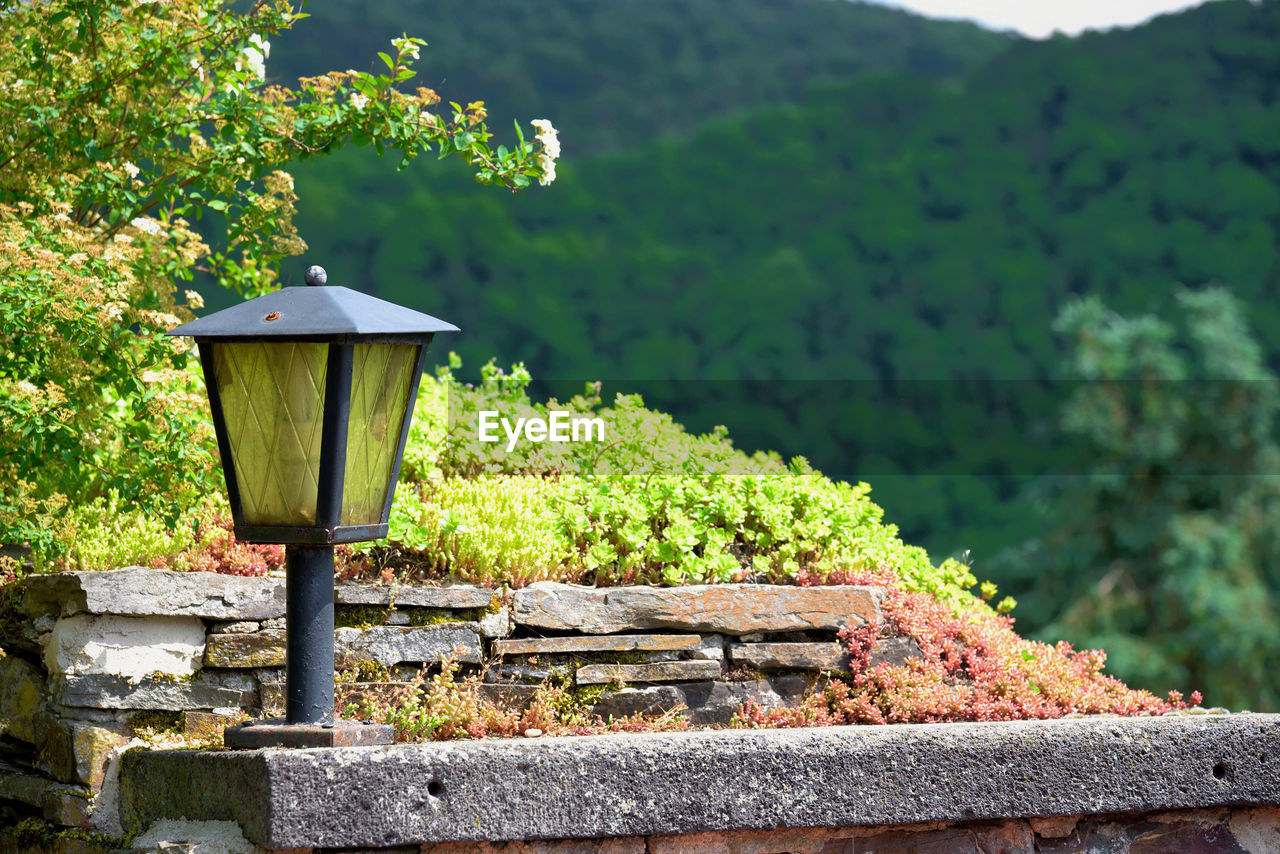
xmin=2 ymin=567 xmax=1277 ymax=853
xmin=0 ymin=567 xmax=891 ymax=835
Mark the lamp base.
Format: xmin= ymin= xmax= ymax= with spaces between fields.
xmin=224 ymin=718 xmax=394 ymax=749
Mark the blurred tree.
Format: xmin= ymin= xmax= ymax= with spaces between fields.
xmin=999 ymin=289 xmax=1280 ymax=709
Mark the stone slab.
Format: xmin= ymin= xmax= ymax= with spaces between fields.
xmin=590 ymin=677 xmax=809 ymax=727
xmin=0 ymin=654 xmax=51 ymax=744
xmin=688 ymin=634 xmax=725 ymax=661
xmin=512 ymin=582 xmax=882 ymax=635
xmin=204 ymin=631 xmax=286 ymax=669
xmin=44 ymin=614 xmax=206 ymax=679
xmin=868 ymin=636 xmax=924 ymax=668
xmin=478 ymin=606 xmax=511 ymax=639
xmin=335 ymin=624 xmax=483 ymax=668
xmin=495 ymin=634 xmax=701 ymax=656
xmin=183 ymin=711 xmax=239 ymax=744
xmin=728 ymin=641 xmax=849 ymax=672
xmin=119 ymin=714 xmax=1280 ymax=849
xmin=576 ymin=661 xmax=722 ymax=685
xmin=35 ymin=719 xmax=128 ymax=787
xmin=335 ymin=584 xmax=497 ymax=609
xmin=21 ymin=568 xmax=286 ymax=620
xmin=54 ymin=674 xmax=255 ymax=711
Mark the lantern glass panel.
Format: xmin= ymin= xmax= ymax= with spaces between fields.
xmin=211 ymin=341 xmax=329 ymax=526
xmin=341 ymin=342 xmax=419 ymax=526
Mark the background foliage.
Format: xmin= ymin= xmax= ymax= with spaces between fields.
xmin=3 ymin=0 xmax=1275 ymax=710
xmin=254 ymin=0 xmax=1280 ymax=706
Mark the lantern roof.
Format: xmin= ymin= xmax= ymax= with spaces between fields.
xmin=168 ymin=280 xmax=459 ymax=341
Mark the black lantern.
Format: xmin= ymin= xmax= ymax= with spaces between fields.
xmin=169 ymin=265 xmax=457 ymax=748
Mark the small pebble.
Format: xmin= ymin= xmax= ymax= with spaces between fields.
xmin=523 ymin=728 xmax=543 ymax=738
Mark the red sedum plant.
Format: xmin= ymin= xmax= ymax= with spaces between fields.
xmin=737 ymin=569 xmax=1201 ymax=728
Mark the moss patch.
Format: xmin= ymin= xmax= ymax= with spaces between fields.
xmin=335 ymin=603 xmax=494 ymax=629
xmin=334 ymin=604 xmax=393 ymax=629
xmin=128 ymin=709 xmax=182 ymax=736
xmin=337 ymin=660 xmax=392 ymax=682
xmin=8 ymin=817 xmax=132 ymax=853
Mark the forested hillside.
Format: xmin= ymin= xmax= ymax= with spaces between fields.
xmin=249 ymin=0 xmax=1280 ymax=699
xmin=271 ymin=0 xmax=1012 ymax=154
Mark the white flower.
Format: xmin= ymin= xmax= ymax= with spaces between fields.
xmin=350 ymin=93 xmax=369 ymax=110
xmin=130 ymin=216 xmax=162 ymax=235
xmin=185 ymin=290 xmax=204 ymax=310
xmin=235 ymin=34 xmax=269 ymax=82
xmin=122 ymin=161 xmax=140 ymax=179
xmin=538 ymin=152 xmax=557 ymax=186
xmin=392 ymin=37 xmax=421 ymax=61
xmin=189 ymin=57 xmax=204 ymax=81
xmin=531 ymin=119 xmax=560 ymax=160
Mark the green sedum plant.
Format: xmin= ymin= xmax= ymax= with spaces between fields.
xmin=349 ymin=357 xmax=1006 ymax=612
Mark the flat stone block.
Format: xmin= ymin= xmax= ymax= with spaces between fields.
xmin=259 ymin=681 xmax=283 ymax=713
xmin=486 ymin=663 xmax=573 ymax=684
xmin=0 ymin=762 xmax=92 ymax=828
xmin=495 ymin=634 xmax=701 ymax=656
xmin=478 ymin=606 xmax=511 ymax=638
xmin=728 ymin=641 xmax=849 ymax=672
xmin=513 ymin=582 xmax=883 ymax=635
xmin=204 ymin=631 xmax=285 ymax=669
xmin=35 ymin=719 xmax=128 ymax=787
xmin=590 ymin=677 xmax=809 ymax=727
xmin=335 ymin=624 xmax=483 ymax=668
xmin=335 ymin=583 xmax=497 ymax=609
xmin=55 ymin=674 xmax=255 ymax=711
xmin=209 ymin=620 xmax=260 ymax=634
xmin=42 ymin=788 xmax=93 ymax=827
xmin=575 ymin=660 xmax=721 ymax=685
xmin=119 ymin=714 xmax=1280 ymax=849
xmin=868 ymin=636 xmax=924 ymax=668
xmin=44 ymin=615 xmax=205 ymax=680
xmin=0 ymin=654 xmax=51 ymax=744
xmin=21 ymin=567 xmax=285 ymax=620
xmin=0 ymin=762 xmax=66 ymax=808
xmin=689 ymin=634 xmax=725 ymax=661
xmin=183 ymin=711 xmax=239 ymax=743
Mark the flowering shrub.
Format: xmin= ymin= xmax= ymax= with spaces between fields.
xmin=1 ymin=0 xmax=557 ymax=565
xmin=733 ymin=577 xmax=1201 ymax=729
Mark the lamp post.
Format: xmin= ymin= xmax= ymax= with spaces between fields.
xmin=168 ymin=265 xmax=457 ymax=748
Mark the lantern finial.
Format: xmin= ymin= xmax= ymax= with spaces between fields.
xmin=304 ymin=265 xmax=328 ymax=286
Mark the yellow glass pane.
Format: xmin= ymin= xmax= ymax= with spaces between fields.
xmin=212 ymin=341 xmax=328 ymax=526
xmin=341 ymin=343 xmax=418 ymax=526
